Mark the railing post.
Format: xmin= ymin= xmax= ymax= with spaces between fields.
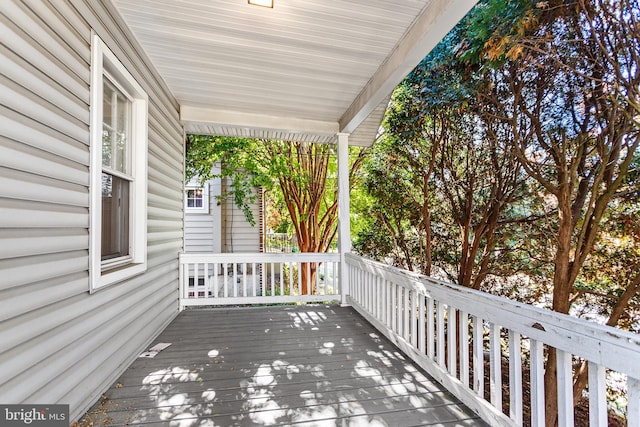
xmin=337 ymin=132 xmax=350 ymax=306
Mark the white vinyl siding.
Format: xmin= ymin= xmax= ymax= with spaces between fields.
xmin=0 ymin=0 xmax=183 ymax=422
xmin=222 ymin=186 xmax=262 ymax=253
xmin=183 ymin=177 xmax=262 ymax=254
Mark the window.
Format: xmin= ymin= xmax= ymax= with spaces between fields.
xmin=89 ymin=33 xmax=148 ymax=292
xmin=185 ymin=185 xmax=209 ymax=213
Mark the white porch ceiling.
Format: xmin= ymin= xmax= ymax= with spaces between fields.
xmin=112 ymin=0 xmax=476 ymax=145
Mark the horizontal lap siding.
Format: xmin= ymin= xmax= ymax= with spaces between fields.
xmin=0 ymin=0 xmax=183 ymax=421
xmin=184 ymin=180 xmax=218 ymax=253
xmin=223 ymin=190 xmax=262 ymax=252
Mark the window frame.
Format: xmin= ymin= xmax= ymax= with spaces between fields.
xmin=89 ymin=33 xmax=148 ymax=292
xmin=184 ymin=183 xmax=210 ymax=214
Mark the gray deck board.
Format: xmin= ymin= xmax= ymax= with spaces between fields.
xmin=80 ymin=305 xmax=487 ymax=426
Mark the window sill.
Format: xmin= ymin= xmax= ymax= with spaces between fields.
xmin=90 ymin=262 xmax=147 ymax=293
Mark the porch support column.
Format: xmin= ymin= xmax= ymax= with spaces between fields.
xmin=337 ymin=132 xmax=351 ymax=306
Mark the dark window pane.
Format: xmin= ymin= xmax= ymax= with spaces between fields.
xmin=102 ymin=173 xmax=130 ymax=261
xmin=186 ymin=189 xmax=204 ymax=208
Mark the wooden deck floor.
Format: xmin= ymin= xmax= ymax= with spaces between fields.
xmin=80 ymin=305 xmax=486 ymax=426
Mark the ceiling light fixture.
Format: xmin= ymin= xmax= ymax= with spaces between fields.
xmin=248 ymin=0 xmax=273 ymax=7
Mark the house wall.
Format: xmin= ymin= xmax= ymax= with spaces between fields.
xmin=184 ymin=165 xmax=222 ymax=253
xmin=184 ymin=172 xmax=263 ymax=254
xmin=222 ymin=185 xmax=263 ymax=253
xmin=0 ymin=0 xmax=183 ymax=421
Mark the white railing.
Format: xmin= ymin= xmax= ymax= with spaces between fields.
xmin=346 ymin=253 xmax=640 ymax=427
xmin=179 ymin=252 xmax=340 ymax=309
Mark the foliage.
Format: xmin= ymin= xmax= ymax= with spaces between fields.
xmin=186 ymin=135 xmax=271 ymax=225
xmin=355 ymin=23 xmax=532 ymax=289
xmin=187 ymin=136 xmax=366 ymax=293
xmin=355 ymin=0 xmax=640 ymax=422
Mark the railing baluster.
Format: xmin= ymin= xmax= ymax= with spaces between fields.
xmin=212 ymin=263 xmax=218 ymax=297
xmin=391 ymin=284 xmax=397 ymax=333
xmin=378 ymin=277 xmax=384 ymax=323
xmin=368 ymin=272 xmax=372 ymax=315
xmin=242 ymin=262 xmax=247 ymax=296
xmin=530 ymin=339 xmax=544 ymax=427
xmin=270 ymin=262 xmax=275 ymax=295
xmin=322 ymin=261 xmax=327 ymax=295
xmin=588 ymin=361 xmax=606 ymax=426
xmin=556 ymin=349 xmax=574 ymax=427
xmin=397 ymin=285 xmax=403 ymax=337
xmin=386 ymin=280 xmax=392 ymax=327
xmin=205 ymin=263 xmax=211 ymax=297
xmin=251 ymin=262 xmax=256 ymax=297
xmin=427 ymin=296 xmax=434 ymax=358
xmin=509 ymin=330 xmax=523 ymax=425
xmin=260 ymin=262 xmax=266 ymax=296
xmin=629 ymin=377 xmax=640 ymax=427
xmin=363 ymin=270 xmax=368 ymax=310
xmin=354 ymin=268 xmax=359 ymax=302
xmin=194 ymin=263 xmax=200 ymax=298
xmin=223 ymin=263 xmax=228 ymax=298
xmin=380 ymin=276 xmax=385 ymax=321
xmin=473 ymin=316 xmax=484 ymax=397
xmin=411 ymin=290 xmax=418 ymax=348
xmin=489 ymin=323 xmax=502 ymax=411
xmin=323 ymin=261 xmax=328 ymax=295
xmin=448 ymin=305 xmax=456 ymax=376
xmin=364 ymin=270 xmax=368 ymax=305
xmin=404 ymin=288 xmax=410 ymax=342
xmin=437 ymin=300 xmax=445 ymax=367
xmin=233 ymin=263 xmax=238 ymax=297
xmin=288 ymin=261 xmax=293 ymax=295
xmin=419 ymin=294 xmax=426 ymax=354
xmin=460 ymin=310 xmax=469 ymax=387
xmin=374 ymin=274 xmax=380 ymax=319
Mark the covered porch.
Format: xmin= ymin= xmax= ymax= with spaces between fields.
xmin=80 ymin=252 xmax=640 ymax=426
xmin=2 ymin=1 xmax=639 ymax=426
xmin=81 ymin=305 xmax=484 ymax=426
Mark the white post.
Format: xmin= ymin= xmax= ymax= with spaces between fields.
xmin=337 ymin=133 xmax=350 ymax=306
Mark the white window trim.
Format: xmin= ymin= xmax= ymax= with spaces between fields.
xmin=89 ymin=33 xmax=148 ymax=292
xmin=185 ymin=182 xmax=210 ymax=214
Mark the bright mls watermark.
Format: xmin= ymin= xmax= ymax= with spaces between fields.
xmin=1 ymin=405 xmax=68 ymax=426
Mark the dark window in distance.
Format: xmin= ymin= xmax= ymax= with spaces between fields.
xmin=186 ymin=188 xmax=204 ymax=208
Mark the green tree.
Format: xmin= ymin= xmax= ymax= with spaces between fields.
xmin=186 ymin=135 xmax=365 ymax=294
xmin=356 ymin=34 xmax=529 ymax=290
xmin=356 ymin=0 xmax=639 ymax=422
xmin=458 ymin=0 xmax=640 ymax=423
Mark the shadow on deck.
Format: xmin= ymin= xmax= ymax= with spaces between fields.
xmin=80 ymin=305 xmax=486 ymax=426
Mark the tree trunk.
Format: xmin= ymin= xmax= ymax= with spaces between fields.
xmin=300 ymin=261 xmax=317 ymax=296
xmin=545 ymin=194 xmax=574 ymax=427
